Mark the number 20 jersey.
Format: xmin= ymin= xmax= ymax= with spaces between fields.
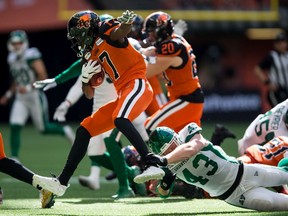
xmin=176 ymin=123 xmax=241 ymax=197
xmin=156 ymin=34 xmax=201 ymax=100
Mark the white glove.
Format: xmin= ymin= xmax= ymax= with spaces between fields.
xmin=53 ymin=100 xmax=70 ymax=122
xmin=174 ymin=19 xmax=188 ymax=36
xmin=33 ymin=78 xmax=57 ymax=91
xmin=81 ymin=60 xmax=102 ymax=83
xmin=117 ymin=10 xmax=137 ymax=24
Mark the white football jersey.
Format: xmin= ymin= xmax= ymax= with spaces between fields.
xmin=176 ymin=123 xmax=241 ymax=197
xmin=238 ymin=99 xmax=288 ymax=155
xmin=92 ymin=75 xmax=117 ymax=112
xmin=7 ymin=47 xmax=41 ymax=87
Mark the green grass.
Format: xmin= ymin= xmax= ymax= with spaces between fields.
xmin=1 ymin=121 xmax=287 ymax=215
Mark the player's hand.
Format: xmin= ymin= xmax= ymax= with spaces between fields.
xmin=174 ymin=19 xmax=188 ymax=36
xmin=117 ymin=10 xmax=137 ymax=24
xmin=53 ymin=100 xmax=71 ymax=122
xmin=144 ymin=153 xmax=168 ymax=167
xmin=81 ymin=60 xmax=101 ymax=83
xmin=33 ymin=78 xmax=57 ymax=91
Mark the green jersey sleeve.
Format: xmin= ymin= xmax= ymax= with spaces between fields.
xmin=55 ymin=59 xmax=82 ymax=84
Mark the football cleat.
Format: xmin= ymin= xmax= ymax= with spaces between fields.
xmin=134 ymin=166 xmax=165 ymax=184
xmin=40 ymin=189 xmax=56 ymax=208
xmin=33 ymin=175 xmax=69 ymax=197
xmin=78 ymin=175 xmax=100 ymax=190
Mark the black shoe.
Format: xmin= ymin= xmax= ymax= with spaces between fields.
xmin=105 ymin=171 xmax=117 ymax=181
xmin=210 ymin=124 xmax=236 ymax=146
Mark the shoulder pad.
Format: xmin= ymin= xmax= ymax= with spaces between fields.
xmin=26 ymin=47 xmax=42 ymax=59
xmin=99 ymin=19 xmax=120 ymax=36
xmin=156 ymin=40 xmax=183 ymax=56
xmin=179 ymin=123 xmax=202 ymax=142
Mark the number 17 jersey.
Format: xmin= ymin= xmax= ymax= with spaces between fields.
xmin=88 ymin=19 xmax=147 ymax=93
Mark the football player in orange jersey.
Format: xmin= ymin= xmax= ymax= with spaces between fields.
xmin=142 ymin=12 xmax=204 ymax=133
xmin=238 ymin=136 xmax=288 ymax=166
xmin=32 ymin=10 xmax=168 ymax=197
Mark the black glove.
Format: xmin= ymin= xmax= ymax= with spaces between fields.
xmin=144 ymin=153 xmax=168 ymax=167
xmin=160 ymin=168 xmax=176 ymax=190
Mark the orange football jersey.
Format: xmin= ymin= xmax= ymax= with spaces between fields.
xmin=156 ymin=34 xmax=201 ymax=100
xmin=87 ymin=19 xmax=147 ymax=92
xmin=239 ymin=136 xmax=288 ymax=166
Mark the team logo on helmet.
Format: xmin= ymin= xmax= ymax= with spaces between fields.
xmin=156 ymin=14 xmax=169 ymax=27
xmin=77 ymin=14 xmax=91 ymax=29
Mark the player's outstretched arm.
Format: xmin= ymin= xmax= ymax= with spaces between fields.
xmin=33 ymin=59 xmax=82 ymax=91
xmin=110 ymin=10 xmax=136 ymax=41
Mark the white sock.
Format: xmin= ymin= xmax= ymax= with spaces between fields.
xmin=89 ymin=166 xmax=101 ymax=180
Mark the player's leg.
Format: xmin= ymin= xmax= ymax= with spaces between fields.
xmin=227 ymin=187 xmax=288 ymax=211
xmin=145 ymin=99 xmax=204 ymax=133
xmin=31 ymin=91 xmax=75 ymax=144
xmin=9 ymin=99 xmax=29 ymax=159
xmin=33 ymin=101 xmax=117 ymax=196
xmin=0 ymin=133 xmax=54 ymax=208
xmin=78 ymin=132 xmax=110 ymax=190
xmin=105 ymin=112 xmax=149 ymax=181
xmin=113 ymin=79 xmax=165 ymax=183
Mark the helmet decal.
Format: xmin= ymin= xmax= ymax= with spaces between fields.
xmin=157 ymin=14 xmax=169 ymax=27
xmin=77 ymin=14 xmax=91 ymax=29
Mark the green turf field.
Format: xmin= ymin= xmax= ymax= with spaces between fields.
xmin=1 ymin=121 xmax=288 ymax=215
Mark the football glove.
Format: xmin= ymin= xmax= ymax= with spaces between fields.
xmin=33 ymin=78 xmax=57 ymax=91
xmin=156 ymin=168 xmax=176 ymax=199
xmin=117 ymin=10 xmax=137 ymax=24
xmin=81 ymin=60 xmax=102 ymax=83
xmin=174 ymin=19 xmax=188 ymax=36
xmin=53 ymin=100 xmax=71 ymax=122
xmin=144 ymin=153 xmax=168 ymax=167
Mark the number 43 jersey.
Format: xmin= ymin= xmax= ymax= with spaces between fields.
xmin=238 ymin=98 xmax=288 ymax=155
xmin=175 ymin=123 xmax=241 ymax=197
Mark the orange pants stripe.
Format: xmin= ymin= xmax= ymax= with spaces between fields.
xmin=145 ymin=99 xmax=204 ymax=133
xmin=81 ymin=79 xmax=153 ymax=137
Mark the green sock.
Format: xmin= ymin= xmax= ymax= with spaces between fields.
xmin=10 ymin=124 xmax=22 ymax=158
xmin=278 ymin=158 xmax=288 ymax=172
xmin=104 ymin=129 xmax=130 ymax=191
xmin=42 ymin=122 xmax=65 ymax=135
xmin=89 ymin=153 xmax=114 ymax=170
xmin=91 ymin=160 xmax=100 ymax=167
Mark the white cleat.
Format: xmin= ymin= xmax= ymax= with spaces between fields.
xmin=78 ymin=176 xmax=100 ymax=190
xmin=133 ymin=166 xmax=165 ymax=184
xmin=33 ymin=175 xmax=69 ymax=197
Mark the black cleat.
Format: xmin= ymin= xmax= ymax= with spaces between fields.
xmin=105 ymin=171 xmax=117 ymax=181
xmin=211 ymin=124 xmax=236 ymax=146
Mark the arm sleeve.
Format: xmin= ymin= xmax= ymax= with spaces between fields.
xmin=55 ymin=59 xmax=82 ymax=84
xmin=65 ymin=76 xmax=83 ymax=105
